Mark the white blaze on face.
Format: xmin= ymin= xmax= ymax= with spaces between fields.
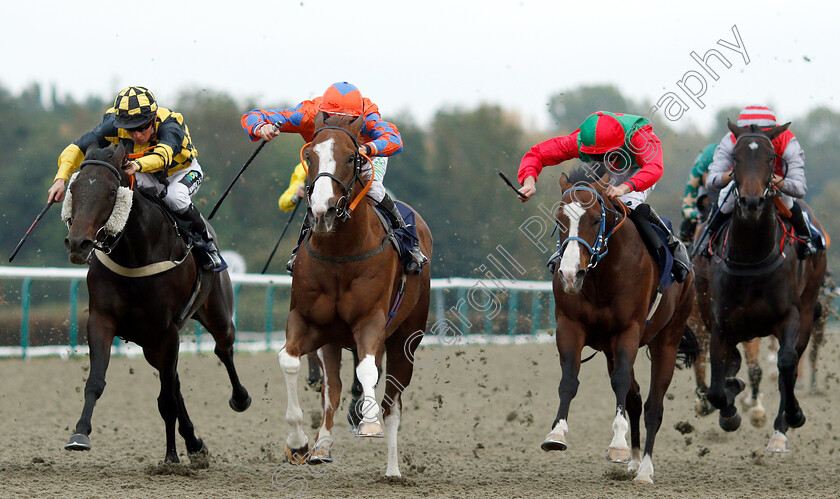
xmin=310 ymin=138 xmax=336 ymax=217
xmin=748 ymin=142 xmax=759 ymax=151
xmin=559 ymin=202 xmax=586 ymax=283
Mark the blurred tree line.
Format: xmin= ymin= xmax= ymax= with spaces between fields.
xmin=1 ymin=82 xmax=837 ymax=281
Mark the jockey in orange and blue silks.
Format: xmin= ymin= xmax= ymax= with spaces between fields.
xmin=241 ymin=82 xmax=427 ymax=274
xmin=517 ymin=111 xmax=691 ymax=282
xmin=704 ymin=105 xmax=816 ymax=258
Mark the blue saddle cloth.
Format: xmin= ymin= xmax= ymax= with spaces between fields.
xmin=648 ymin=218 xmax=675 ymax=292
xmin=374 ymin=200 xmax=421 ymax=270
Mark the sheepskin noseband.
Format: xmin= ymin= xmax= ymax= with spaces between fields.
xmin=61 ymin=170 xmax=134 ymax=236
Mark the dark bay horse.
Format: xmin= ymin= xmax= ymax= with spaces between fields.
xmin=704 ymin=122 xmax=826 ymax=453
xmin=542 ymin=164 xmax=696 ymax=484
xmin=278 ymin=112 xmax=432 ymax=477
xmin=62 ymin=145 xmax=251 ymax=462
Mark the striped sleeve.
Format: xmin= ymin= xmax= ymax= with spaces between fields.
xmin=361 ymin=111 xmax=402 ymax=156
xmin=240 ymin=101 xmax=315 ymax=141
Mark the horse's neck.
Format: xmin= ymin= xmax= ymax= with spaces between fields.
xmin=582 ymin=211 xmax=640 ymax=297
xmin=309 ymin=199 xmax=380 ymax=254
xmin=109 ymin=193 xmax=183 ymax=266
xmin=728 ymin=205 xmax=779 ymax=263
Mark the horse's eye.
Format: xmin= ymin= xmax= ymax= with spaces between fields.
xmin=110 ymin=189 xmax=117 ymax=196
xmin=347 ymin=156 xmax=355 ymax=165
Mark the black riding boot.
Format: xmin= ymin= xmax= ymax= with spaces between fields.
xmin=377 ymin=193 xmax=428 ymax=273
xmin=633 ymin=204 xmax=692 ymax=283
xmin=789 ymin=201 xmax=817 ymax=259
xmin=180 ymin=205 xmax=222 ymax=270
xmin=286 ymin=216 xmax=311 ymax=274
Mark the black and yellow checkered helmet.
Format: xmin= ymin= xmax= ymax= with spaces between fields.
xmin=113 ymin=86 xmax=158 ymax=129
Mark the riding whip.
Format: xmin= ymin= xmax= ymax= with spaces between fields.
xmin=261 ymin=202 xmax=301 ymax=274
xmin=9 ymin=200 xmax=54 ymax=262
xmin=497 ymin=170 xmax=527 ymax=200
xmin=209 ymin=123 xmax=279 ymax=220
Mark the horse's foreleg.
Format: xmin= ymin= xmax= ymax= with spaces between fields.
xmin=308 ymin=345 xmax=342 ymax=465
xmin=541 ymin=320 xmax=584 ymax=452
xmin=353 ymin=319 xmax=387 ymax=438
xmin=173 ymin=372 xmax=208 ymax=457
xmin=779 ymin=309 xmax=806 ymax=429
xmin=740 ymin=339 xmax=766 ymax=427
xmin=346 ymin=349 xmax=363 ymax=431
xmin=380 ymin=329 xmax=421 ymax=477
xmin=279 ymin=311 xmax=319 ymax=464
xmin=212 ymin=331 xmax=251 ymax=412
xmin=306 ymin=352 xmax=323 ymax=392
xmin=605 ymin=332 xmax=639 ymax=464
xmin=65 ymin=314 xmax=115 ymax=452
xmin=625 ymin=373 xmax=643 ymax=473
xmin=707 ymin=325 xmax=744 ymax=432
xmin=692 ymin=321 xmax=714 ymax=417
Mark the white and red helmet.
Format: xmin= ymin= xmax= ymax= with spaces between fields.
xmin=736 ymin=106 xmax=777 ymax=127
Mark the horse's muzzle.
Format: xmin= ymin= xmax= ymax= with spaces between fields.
xmin=312 ymin=207 xmax=337 ymax=234
xmin=559 ymin=269 xmax=586 ymax=294
xmin=738 ymin=195 xmax=765 ymax=220
xmin=65 ymin=236 xmax=94 ymax=264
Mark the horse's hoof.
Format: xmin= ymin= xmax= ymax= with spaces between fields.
xmin=606 ymin=446 xmax=631 ymax=463
xmin=188 ymin=439 xmax=209 ymax=457
xmin=165 ymin=452 xmax=180 ymax=464
xmin=64 ymin=433 xmax=91 ymax=451
xmin=785 ymin=408 xmax=806 ymax=428
xmin=306 ymin=444 xmax=332 ymax=464
xmin=695 ymin=396 xmax=716 ymax=417
xmin=540 ymin=433 xmax=568 ymax=452
xmin=285 ymin=443 xmax=310 ymax=465
xmin=748 ymin=407 xmax=767 ymax=428
xmin=229 ymin=394 xmax=252 ymax=412
xmin=719 ymin=411 xmax=741 ymax=432
xmin=634 ymin=475 xmax=654 ymax=485
xmin=356 ymin=422 xmax=384 ymax=438
xmin=766 ymin=431 xmax=790 ymax=453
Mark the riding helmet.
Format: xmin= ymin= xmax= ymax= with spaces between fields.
xmin=319 ymin=82 xmax=365 ymax=117
xmin=113 ymin=86 xmax=158 ymax=129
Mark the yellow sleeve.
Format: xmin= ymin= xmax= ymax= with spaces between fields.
xmin=55 ymin=144 xmax=85 ymax=182
xmin=278 ymin=163 xmax=307 ymax=211
xmin=134 ymin=144 xmax=172 ymax=173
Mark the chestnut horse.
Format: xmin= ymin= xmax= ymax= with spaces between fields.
xmin=278 ymin=113 xmax=432 ymax=477
xmin=62 ymin=145 xmax=251 ymax=462
xmin=704 ymin=122 xmax=826 ymax=453
xmin=541 ymin=163 xmax=696 ymax=484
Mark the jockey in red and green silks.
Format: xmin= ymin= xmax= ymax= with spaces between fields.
xmin=516 ymin=111 xmax=691 ymax=282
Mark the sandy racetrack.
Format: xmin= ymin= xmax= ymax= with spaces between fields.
xmin=1 ymin=333 xmax=838 ymax=498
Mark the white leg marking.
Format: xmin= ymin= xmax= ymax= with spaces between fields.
xmin=559 ymin=202 xmax=585 ymax=290
xmin=628 ymin=448 xmax=642 ymax=472
xmin=310 ymin=138 xmax=336 ymax=217
xmin=278 ymin=349 xmax=308 ymax=449
xmin=316 ymin=349 xmax=331 ymax=439
xmin=356 ymin=355 xmax=381 ymax=424
xmin=766 ymin=430 xmax=789 ymax=453
xmin=384 ymin=405 xmax=402 ymax=477
xmin=634 ymin=453 xmax=654 ymax=484
xmin=609 ymin=408 xmax=630 ymax=450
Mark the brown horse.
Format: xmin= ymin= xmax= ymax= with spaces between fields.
xmin=541 ymin=164 xmax=696 ymax=484
xmin=62 ymin=145 xmax=250 ymax=462
xmin=278 ymin=113 xmax=432 ymax=477
xmin=704 ymin=122 xmax=826 ymax=453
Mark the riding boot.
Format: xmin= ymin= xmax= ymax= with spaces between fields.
xmin=180 ymin=205 xmax=222 ymax=270
xmin=639 ymin=204 xmax=692 ymax=283
xmin=789 ymin=201 xmax=817 ymax=259
xmin=286 ymin=216 xmax=311 ymax=274
xmin=377 ymin=193 xmax=428 ymax=274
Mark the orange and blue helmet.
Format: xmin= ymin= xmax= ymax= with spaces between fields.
xmin=319 ymin=82 xmax=364 ymax=117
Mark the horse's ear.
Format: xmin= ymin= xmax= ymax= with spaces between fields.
xmin=314 ymin=111 xmax=328 ymax=129
xmin=766 ymin=122 xmax=791 ymax=141
xmin=727 ymin=119 xmax=746 ymax=139
xmin=113 ymin=143 xmax=126 ymax=165
xmin=559 ymin=172 xmax=572 ymax=191
xmin=348 ymin=114 xmax=365 ymax=136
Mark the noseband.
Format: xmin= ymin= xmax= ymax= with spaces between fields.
xmin=304 ymin=126 xmax=367 ymax=222
xmin=556 ymin=186 xmax=625 ymax=272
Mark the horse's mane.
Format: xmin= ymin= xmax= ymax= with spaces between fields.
xmin=566 ymin=161 xmax=609 ymax=186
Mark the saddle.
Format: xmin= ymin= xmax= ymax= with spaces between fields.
xmin=372 ymin=200 xmax=422 ymax=273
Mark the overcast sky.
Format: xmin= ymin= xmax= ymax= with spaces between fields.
xmin=4 ymin=0 xmax=838 ymax=133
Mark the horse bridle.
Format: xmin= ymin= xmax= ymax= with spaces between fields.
xmin=732 ymin=132 xmax=788 ymax=202
xmin=556 ymin=186 xmax=625 ymax=272
xmin=306 ymin=126 xmax=365 ymax=222
xmin=74 ymin=159 xmax=130 ymax=254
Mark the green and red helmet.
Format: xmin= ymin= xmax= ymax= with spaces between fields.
xmin=578 ymin=111 xmax=626 ymax=154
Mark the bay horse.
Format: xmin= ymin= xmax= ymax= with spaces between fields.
xmin=62 ymin=145 xmax=251 ymax=462
xmin=278 ymin=112 xmax=432 ymax=477
xmin=541 ymin=163 xmax=696 ymax=484
xmin=704 ymin=122 xmax=826 ymax=453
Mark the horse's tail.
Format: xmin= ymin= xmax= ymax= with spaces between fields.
xmin=676 ymin=325 xmax=700 ymax=369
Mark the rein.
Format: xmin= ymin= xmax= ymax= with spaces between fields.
xmin=555 ymin=186 xmax=628 ymax=272
xmin=298 ymin=126 xmax=374 ymax=220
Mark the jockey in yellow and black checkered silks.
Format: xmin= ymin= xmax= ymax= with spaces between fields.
xmin=47 ymin=86 xmax=223 ymax=270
